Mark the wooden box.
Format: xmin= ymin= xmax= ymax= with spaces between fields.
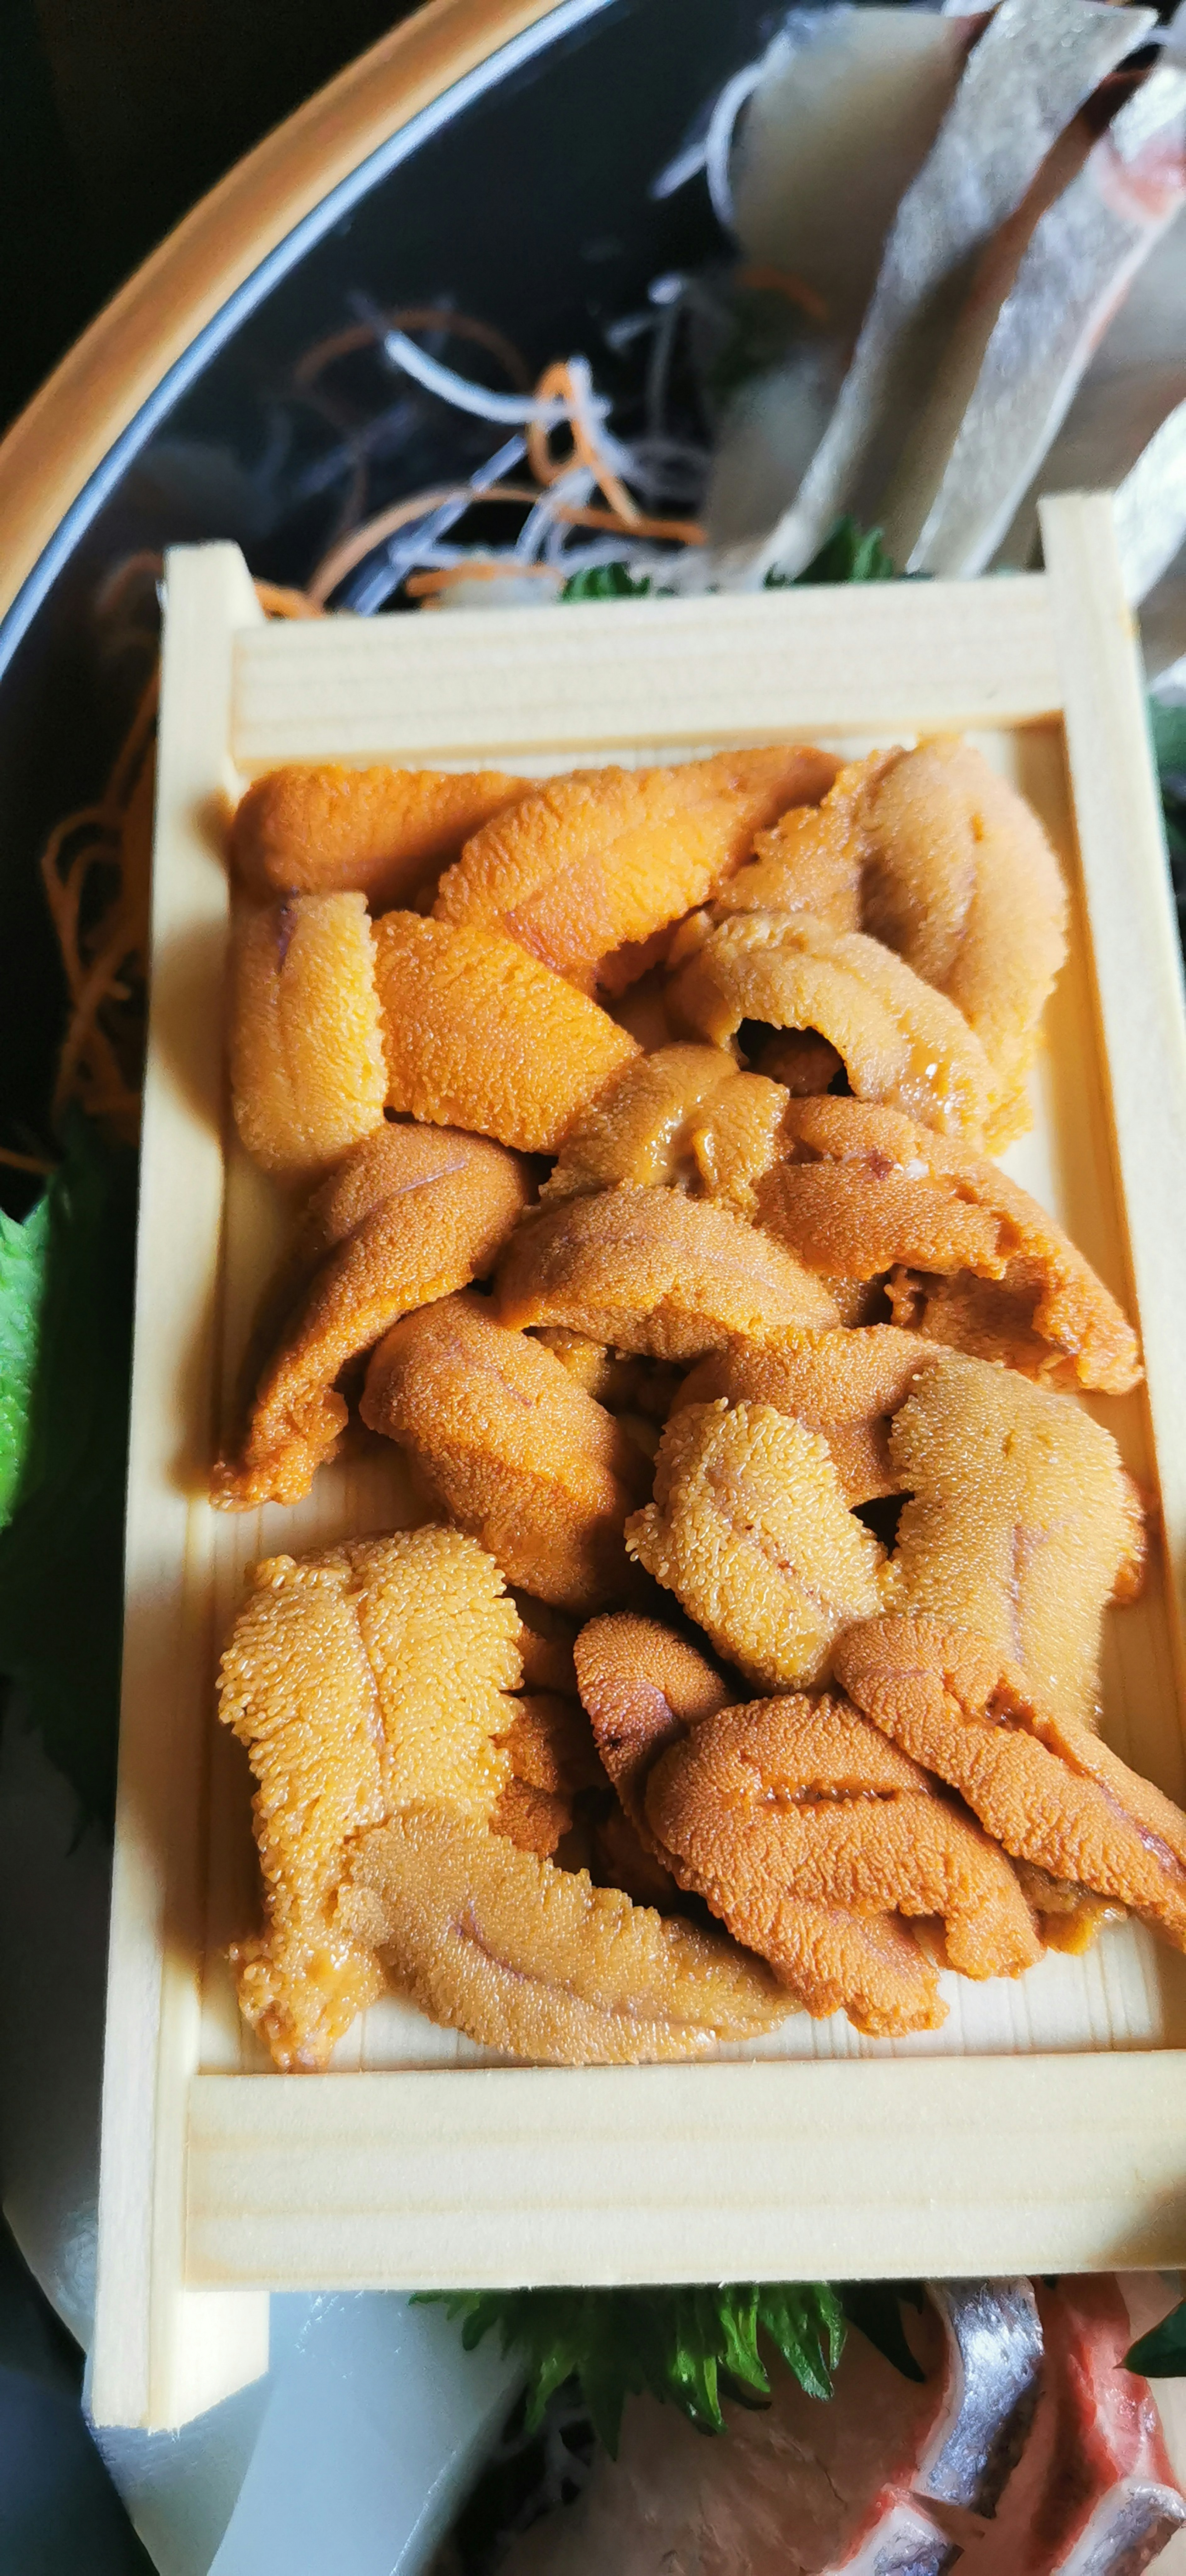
xmin=91 ymin=499 xmax=1186 ymax=2431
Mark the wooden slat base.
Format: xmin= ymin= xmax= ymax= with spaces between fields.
xmin=91 ymin=502 xmax=1186 ymax=2428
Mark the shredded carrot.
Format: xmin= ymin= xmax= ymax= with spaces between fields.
xmin=36 ymin=581 xmax=318 ymax=1146
xmin=293 ymin=306 xmax=532 ymax=395
xmin=527 ymin=361 xmax=642 ymax=526
xmin=308 ymin=483 xmax=537 ymax=606
xmin=404 ymin=563 xmax=558 ymax=598
xmin=253 ymin=581 xmax=325 ymax=621
xmin=33 ymin=300 xmax=700 ymax=1145
xmin=307 ymin=338 xmax=700 ymax=604
xmin=551 ymin=503 xmax=704 ymax=545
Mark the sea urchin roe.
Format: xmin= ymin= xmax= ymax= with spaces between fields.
xmin=541 ymin=1042 xmax=791 ymax=1218
xmin=883 ymin=1351 xmax=1142 ymax=1729
xmin=340 ymin=1801 xmax=787 ymax=2063
xmin=753 ymin=1098 xmax=1141 ymax=1395
xmin=213 ymin=1124 xmax=530 ymax=1511
xmin=574 ymin=1609 xmax=733 ymax=1857
xmin=627 ymin=1399 xmax=887 ymax=1690
xmin=497 ymin=1183 xmax=839 ymax=1359
xmin=835 ymin=1616 xmax=1186 ymax=1953
xmin=670 ymin=913 xmax=994 ymax=1145
xmin=677 ymin=1324 xmax=938 ymax=1506
xmin=859 ymin=737 xmax=1067 ymax=1147
xmin=361 ymin=1289 xmax=647 ymax=1614
xmin=542 ymin=1043 xmax=739 ymax=1197
xmin=709 ymin=752 xmax=877 ymax=936
xmin=372 ymin=911 xmax=639 ymax=1152
xmin=217 ymin=1527 xmax=521 ymax=2069
xmin=491 ymin=1692 xmax=605 ymax=1857
xmin=433 ymin=745 xmax=842 ymax=995
xmin=753 ymin=1096 xmax=1006 ymax=1281
xmin=648 ymin=1690 xmax=1040 ymax=2015
xmin=230 ymin=762 xmax=533 ymax=911
xmin=229 ymin=891 xmax=387 ymax=1183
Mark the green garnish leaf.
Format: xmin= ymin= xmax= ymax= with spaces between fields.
xmin=1151 ymin=697 xmax=1186 ymax=880
xmin=560 ymin=563 xmax=653 ymax=602
xmin=766 ymin=518 xmax=897 ymax=588
xmin=417 ymin=2280 xmax=846 ymax=2454
xmin=0 ymin=1112 xmax=136 ymax=1825
xmin=560 ymin=518 xmax=895 ymax=608
xmin=0 ymin=1191 xmax=51 ymax=1529
xmin=1126 ymin=2296 xmax=1186 ymax=2378
xmin=760 ymin=2281 xmax=847 ymax=2400
xmin=1150 ymin=697 xmax=1186 ymax=780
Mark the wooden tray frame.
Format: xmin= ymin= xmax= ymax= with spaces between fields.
xmin=92 ymin=499 xmax=1186 ymax=2431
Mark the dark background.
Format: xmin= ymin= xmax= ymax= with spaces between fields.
xmin=1 ymin=0 xmax=423 ymax=436
xmin=0 ymin=11 xmax=416 ymax=2565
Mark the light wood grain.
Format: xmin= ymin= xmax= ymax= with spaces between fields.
xmin=185 ymin=2056 xmax=1186 ymax=2287
xmin=91 ymin=547 xmax=269 ymax=2431
xmin=230 ymin=575 xmax=1062 ymax=770
xmin=0 ymin=0 xmax=565 ymax=634
xmin=93 ymin=529 xmax=1186 ymax=2426
xmin=1040 ymin=493 xmax=1186 ymax=1705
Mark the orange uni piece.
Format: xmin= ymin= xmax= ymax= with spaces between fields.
xmin=497 ymin=1184 xmax=838 ymax=1359
xmin=231 ymin=762 xmax=532 ymax=911
xmin=647 ymin=1690 xmax=1040 ymax=2029
xmin=836 ymin=1616 xmax=1186 ymax=1956
xmin=433 ymin=746 xmax=841 ymax=995
xmin=340 ymin=1802 xmax=786 ymax=2063
xmin=541 ymin=1041 xmax=790 ymax=1217
xmin=752 ymin=1098 xmax=1140 ymax=1395
xmin=217 ymin=1527 xmax=522 ymax=2069
xmin=627 ymin=1399 xmax=888 ymax=1691
xmin=882 ymin=1351 xmax=1144 ymax=1731
xmin=213 ymin=1124 xmax=530 ymax=1511
xmin=678 ymin=1325 xmax=937 ymax=1506
xmin=361 ymin=1289 xmax=647 ymax=1614
xmin=670 ymin=912 xmax=994 ymax=1146
xmin=229 ymin=891 xmax=387 ymax=1184
xmin=372 ymin=911 xmax=639 ymax=1152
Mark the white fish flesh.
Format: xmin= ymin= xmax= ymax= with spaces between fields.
xmin=898 ymin=60 xmax=1186 ymax=576
xmin=730 ymin=8 xmax=973 ymax=341
xmin=993 ymin=201 xmax=1186 ymax=572
xmin=738 ymin=0 xmax=1154 ymax=583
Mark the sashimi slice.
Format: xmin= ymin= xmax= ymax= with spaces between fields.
xmin=914 ymin=2279 xmax=1044 ymax=2516
xmin=497 ymin=2314 xmax=958 ymax=2574
xmin=969 ymin=2275 xmax=1186 ymax=2574
xmin=744 ymin=0 xmax=1152 ymax=582
xmin=898 ymin=60 xmax=1186 ymax=575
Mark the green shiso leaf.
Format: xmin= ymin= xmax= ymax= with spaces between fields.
xmin=1126 ymin=2298 xmax=1186 ymax=2378
xmin=0 ymin=1189 xmax=51 ymax=1530
xmin=0 ymin=1111 xmax=136 ymax=1825
xmin=766 ymin=517 xmax=897 ymax=587
xmin=417 ymin=2281 xmax=847 ymax=2455
xmin=1151 ymin=697 xmax=1186 ymax=880
xmin=560 ymin=563 xmax=653 ymax=602
xmin=560 ymin=517 xmax=895 ymax=610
